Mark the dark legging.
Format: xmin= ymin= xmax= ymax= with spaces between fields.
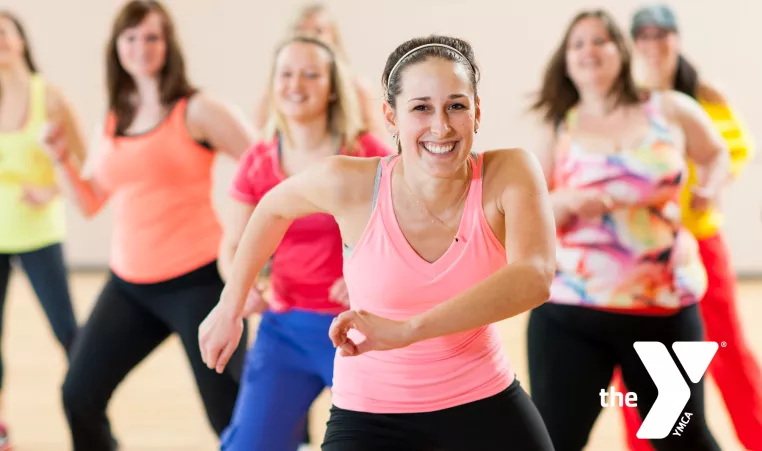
xmin=322 ymin=378 xmax=554 ymax=451
xmin=527 ymin=302 xmax=719 ymax=451
xmin=61 ymin=261 xmax=247 ymax=451
xmin=0 ymin=243 xmax=78 ymax=388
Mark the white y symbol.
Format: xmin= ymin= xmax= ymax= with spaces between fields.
xmin=633 ymin=341 xmax=718 ymax=439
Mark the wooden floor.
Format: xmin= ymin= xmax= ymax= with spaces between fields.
xmin=2 ymin=271 xmax=760 ymax=450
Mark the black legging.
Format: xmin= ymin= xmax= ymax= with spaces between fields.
xmin=0 ymin=243 xmax=78 ymax=388
xmin=527 ymin=302 xmax=719 ymax=451
xmin=322 ymin=378 xmax=554 ymax=451
xmin=61 ymin=261 xmax=247 ymax=451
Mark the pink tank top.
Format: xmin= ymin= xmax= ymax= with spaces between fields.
xmin=332 ymin=152 xmax=514 ymax=413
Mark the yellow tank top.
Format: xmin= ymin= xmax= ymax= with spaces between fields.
xmin=0 ymin=74 xmax=65 ymax=252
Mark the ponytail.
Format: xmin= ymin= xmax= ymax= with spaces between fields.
xmin=673 ymin=55 xmax=698 ymax=99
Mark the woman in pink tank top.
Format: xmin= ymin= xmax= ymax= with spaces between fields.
xmin=211 ymin=35 xmax=391 ymax=451
xmin=40 ymin=2 xmax=254 ymax=450
xmin=199 ymin=35 xmax=557 ymax=450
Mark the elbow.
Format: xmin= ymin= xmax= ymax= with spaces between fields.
xmin=217 ymin=244 xmax=236 ymax=282
xmin=81 ymin=203 xmax=100 ymax=219
xmin=216 ymin=259 xmax=228 ymax=282
xmin=81 ymin=198 xmax=105 ymax=218
xmin=522 ymin=259 xmax=555 ymax=309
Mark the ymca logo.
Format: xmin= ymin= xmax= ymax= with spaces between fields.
xmin=599 ymin=341 xmax=718 ymax=439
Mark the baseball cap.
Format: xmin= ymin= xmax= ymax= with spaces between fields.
xmin=630 ymin=4 xmax=679 ymax=37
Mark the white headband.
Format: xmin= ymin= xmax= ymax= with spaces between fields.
xmin=387 ymin=43 xmax=470 ymax=86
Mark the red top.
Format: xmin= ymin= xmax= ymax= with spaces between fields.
xmin=229 ymin=133 xmax=391 ymax=313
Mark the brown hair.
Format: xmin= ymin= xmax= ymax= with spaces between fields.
xmin=381 ymin=35 xmax=480 ymax=153
xmin=262 ymin=35 xmax=365 ymax=153
xmin=106 ymin=0 xmax=195 ymax=135
xmin=290 ymin=3 xmax=348 ymax=62
xmin=0 ymin=11 xmax=38 ymax=73
xmin=531 ymin=9 xmax=641 ymax=125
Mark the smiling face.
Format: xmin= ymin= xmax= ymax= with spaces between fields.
xmin=565 ymin=16 xmax=623 ymax=93
xmin=633 ymin=25 xmax=680 ymax=77
xmin=385 ymin=57 xmax=479 ymax=178
xmin=271 ymin=40 xmax=333 ymax=124
xmin=115 ymin=11 xmax=167 ymax=79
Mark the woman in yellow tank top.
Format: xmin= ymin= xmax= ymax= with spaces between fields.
xmin=610 ymin=5 xmax=762 ymax=451
xmin=0 ymin=11 xmax=81 ymax=450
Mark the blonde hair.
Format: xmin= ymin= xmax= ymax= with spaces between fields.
xmin=290 ymin=3 xmax=348 ymax=62
xmin=262 ymin=35 xmax=365 ymax=153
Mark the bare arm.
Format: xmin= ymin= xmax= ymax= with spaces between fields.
xmin=404 ymin=148 xmax=556 ymax=342
xmin=533 ymin=123 xmax=580 ymax=227
xmin=667 ymin=91 xmax=731 ymax=199
xmin=186 ymin=93 xmax=256 ymax=160
xmin=42 ymin=88 xmax=110 ymax=217
xmin=220 ymin=156 xmax=359 ymax=317
xmin=218 ymin=200 xmax=256 ymax=282
xmin=252 ymin=92 xmax=270 ymax=133
xmin=46 ymin=84 xmax=86 ymax=171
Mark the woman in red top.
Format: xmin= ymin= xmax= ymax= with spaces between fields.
xmin=251 ymin=3 xmax=386 ymax=141
xmin=203 ymin=35 xmax=391 ymax=451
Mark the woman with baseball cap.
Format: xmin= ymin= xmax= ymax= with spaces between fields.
xmin=612 ymin=5 xmax=762 ymax=451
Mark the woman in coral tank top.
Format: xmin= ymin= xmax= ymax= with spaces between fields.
xmin=200 ymin=35 xmax=557 ymax=450
xmin=40 ymin=2 xmax=254 ymax=449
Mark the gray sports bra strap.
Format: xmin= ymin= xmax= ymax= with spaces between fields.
xmin=371 ymin=158 xmax=384 ymax=211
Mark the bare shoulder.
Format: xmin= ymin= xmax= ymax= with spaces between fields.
xmin=185 ymin=91 xmax=227 ymax=123
xmin=318 ymin=154 xmax=383 ymax=206
xmin=481 ymin=148 xmax=546 ymax=214
xmin=696 ymin=80 xmax=728 ymax=105
xmin=185 ymin=91 xmax=253 ymax=145
xmin=483 ymin=147 xmax=544 ymax=184
xmin=658 ymin=90 xmax=704 ymax=124
xmin=44 ymin=82 xmax=71 ymax=119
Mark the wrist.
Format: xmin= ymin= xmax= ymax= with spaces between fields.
xmin=405 ymin=315 xmax=427 ymax=345
xmin=220 ymin=286 xmax=246 ymax=319
xmin=601 ymin=192 xmax=615 ymax=210
xmin=691 ymin=184 xmax=715 ymax=199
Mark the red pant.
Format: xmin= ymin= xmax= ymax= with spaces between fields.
xmin=615 ymin=233 xmax=762 ymax=451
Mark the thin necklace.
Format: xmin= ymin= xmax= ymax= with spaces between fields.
xmin=400 ymin=162 xmax=472 ymax=241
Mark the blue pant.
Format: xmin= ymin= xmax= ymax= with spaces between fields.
xmin=0 ymin=243 xmax=77 ymax=388
xmin=220 ymin=309 xmax=337 ymax=451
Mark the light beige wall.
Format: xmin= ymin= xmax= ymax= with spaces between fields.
xmin=5 ymin=0 xmax=762 ymax=273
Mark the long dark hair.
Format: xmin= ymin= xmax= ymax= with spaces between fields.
xmin=672 ymin=55 xmax=698 ymax=99
xmin=106 ymin=1 xmax=195 ymax=135
xmin=531 ymin=9 xmax=641 ymax=125
xmin=0 ymin=11 xmax=39 ymax=103
xmin=0 ymin=11 xmax=38 ymax=73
